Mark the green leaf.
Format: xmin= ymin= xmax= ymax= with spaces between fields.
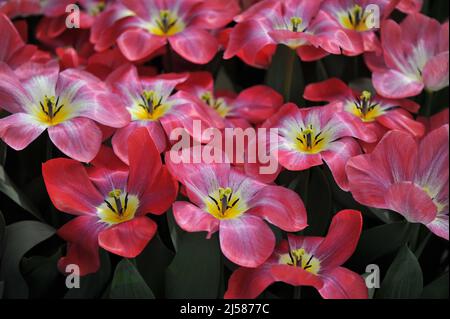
xmin=21 ymin=248 xmax=62 ymax=298
xmin=421 ymin=272 xmax=449 ymax=299
xmin=376 ymin=245 xmax=423 ymax=299
xmin=350 ymin=221 xmax=410 ymax=266
xmin=136 ymin=235 xmax=174 ymax=298
xmin=302 ymin=167 xmax=332 ymax=236
xmin=0 ymin=141 xmax=6 ymax=166
xmin=0 ymin=221 xmax=55 ymax=298
xmin=265 ymin=44 xmax=304 ymax=105
xmin=110 ymin=259 xmax=154 ymax=299
xmin=64 ymin=250 xmax=111 ymax=299
xmin=167 ymin=208 xmax=184 ymax=252
xmin=0 ymin=211 xmax=5 ymax=258
xmin=0 ymin=165 xmax=43 ymax=221
xmin=166 ymin=232 xmax=221 ymax=298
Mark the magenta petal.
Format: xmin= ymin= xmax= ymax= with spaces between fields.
xmin=48 ymin=118 xmax=102 ymax=163
xmin=318 ymin=267 xmax=368 ymax=299
xmin=57 ymin=215 xmax=104 ymax=276
xmin=117 ymin=29 xmax=166 ymax=62
xmin=248 ymin=185 xmax=308 ymax=232
xmin=315 ymin=210 xmax=363 ymax=270
xmin=385 ymin=182 xmax=437 ymax=224
xmin=271 ymin=265 xmax=324 ymax=288
xmin=173 ymin=201 xmax=219 ymax=238
xmin=42 ymin=158 xmax=104 ymax=216
xmin=98 ymin=216 xmax=157 ymax=258
xmin=224 ymin=267 xmax=274 ymax=299
xmin=169 ymin=28 xmax=218 ymax=65
xmin=427 ymin=215 xmax=449 ymax=241
xmin=219 ymin=215 xmax=275 ymax=268
xmin=0 ymin=113 xmax=46 ymax=150
xmin=373 ymin=70 xmax=424 ymax=98
xmin=423 ymin=52 xmax=449 ymax=92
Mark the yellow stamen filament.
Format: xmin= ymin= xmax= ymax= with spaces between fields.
xmin=130 ymin=90 xmax=170 ymax=121
xmin=290 ymin=17 xmax=303 ymax=32
xmin=201 ymin=91 xmax=230 ymax=118
xmin=35 ymin=95 xmax=70 ymax=126
xmin=350 ymin=90 xmax=383 ymax=122
xmin=340 ymin=4 xmax=371 ymax=32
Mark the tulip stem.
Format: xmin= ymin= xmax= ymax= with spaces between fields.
xmin=414 ymin=232 xmax=431 ymax=259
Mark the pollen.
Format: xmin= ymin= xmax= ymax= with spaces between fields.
xmin=34 ymin=94 xmax=70 ymax=126
xmin=349 ymin=90 xmax=383 ymax=122
xmin=290 ymin=17 xmax=303 ymax=32
xmin=130 ymin=90 xmax=171 ymax=121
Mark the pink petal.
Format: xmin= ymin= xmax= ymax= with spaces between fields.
xmin=427 ymin=215 xmax=449 ymax=241
xmin=373 ymin=69 xmax=424 ymax=98
xmin=220 ymin=214 xmax=275 ymax=267
xmin=42 ymin=158 xmax=104 ymax=216
xmin=126 ymin=127 xmax=162 ymax=196
xmin=377 ymin=109 xmax=425 ymax=138
xmin=248 ymin=185 xmax=308 ymax=232
xmin=304 ymin=78 xmax=351 ymax=102
xmin=0 ymin=113 xmax=46 ymax=150
xmin=318 ymin=267 xmax=368 ymax=299
xmin=98 ymin=216 xmax=157 ymax=258
xmin=48 ymin=118 xmax=102 ymax=163
xmin=112 ymin=121 xmax=167 ymax=164
xmin=57 ymin=215 xmax=104 ymax=276
xmin=0 ymin=62 xmax=29 ymax=113
xmin=172 ymin=201 xmax=220 ymax=238
xmin=423 ymin=52 xmax=449 ymax=92
xmin=224 ymin=267 xmax=274 ymax=299
xmin=271 ymin=265 xmax=323 ymax=288
xmin=315 ymin=210 xmax=363 ymax=270
xmin=169 ymin=28 xmax=218 ymax=65
xmin=117 ymin=28 xmax=166 ymax=62
xmin=322 ymin=137 xmax=362 ymax=191
xmin=386 ymin=182 xmax=437 ymax=224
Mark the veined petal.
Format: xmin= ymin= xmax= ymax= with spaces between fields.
xmin=248 ymin=185 xmax=308 ymax=232
xmin=220 ymin=214 xmax=275 ymax=268
xmin=423 ymin=52 xmax=449 ymax=92
xmin=48 ymin=118 xmax=102 ymax=163
xmin=318 ymin=267 xmax=368 ymax=299
xmin=0 ymin=113 xmax=47 ymax=150
xmin=117 ymin=28 xmax=166 ymax=62
xmin=169 ymin=28 xmax=218 ymax=65
xmin=172 ymin=201 xmax=220 ymax=238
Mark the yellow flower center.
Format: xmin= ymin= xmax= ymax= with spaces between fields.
xmin=349 ymin=91 xmax=383 ymax=122
xmin=90 ymin=1 xmax=106 ymax=16
xmin=148 ymin=10 xmax=185 ymax=36
xmin=35 ymin=95 xmax=70 ymax=126
xmin=205 ymin=187 xmax=246 ymax=220
xmin=130 ymin=90 xmax=171 ymax=121
xmin=295 ymin=124 xmax=328 ymax=154
xmin=201 ymin=92 xmax=230 ymax=118
xmin=97 ymin=189 xmax=139 ymax=226
xmin=290 ymin=17 xmax=303 ymax=32
xmin=279 ymin=248 xmax=321 ymax=275
xmin=340 ymin=5 xmax=371 ymax=32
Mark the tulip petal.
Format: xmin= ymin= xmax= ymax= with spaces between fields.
xmin=423 ymin=52 xmax=449 ymax=92
xmin=271 ymin=265 xmax=323 ymax=288
xmin=224 ymin=267 xmax=274 ymax=299
xmin=318 ymin=267 xmax=368 ymax=299
xmin=315 ymin=210 xmax=363 ymax=270
xmin=172 ymin=201 xmax=220 ymax=238
xmin=117 ymin=28 xmax=166 ymax=62
xmin=57 ymin=215 xmax=104 ymax=276
xmin=98 ymin=216 xmax=157 ymax=258
xmin=248 ymin=185 xmax=308 ymax=232
xmin=48 ymin=118 xmax=102 ymax=163
xmin=219 ymin=214 xmax=275 ymax=268
xmin=169 ymin=28 xmax=218 ymax=65
xmin=42 ymin=158 xmax=104 ymax=215
xmin=0 ymin=113 xmax=46 ymax=150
